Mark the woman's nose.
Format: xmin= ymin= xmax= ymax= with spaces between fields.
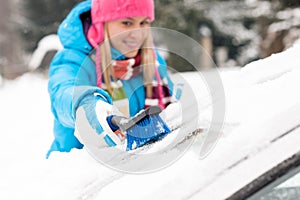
xmin=128 ymin=27 xmax=145 ymax=38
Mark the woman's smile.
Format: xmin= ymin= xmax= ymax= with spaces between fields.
xmin=107 ymin=16 xmax=151 ymax=58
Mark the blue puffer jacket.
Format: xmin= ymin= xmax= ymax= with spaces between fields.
xmin=47 ymin=0 xmax=173 ymax=158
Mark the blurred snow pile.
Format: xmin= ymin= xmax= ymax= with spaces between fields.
xmin=28 ymin=34 xmax=63 ymax=70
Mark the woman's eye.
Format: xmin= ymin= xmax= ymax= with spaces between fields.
xmin=122 ymin=21 xmax=132 ymax=26
xmin=141 ymin=21 xmax=150 ymax=26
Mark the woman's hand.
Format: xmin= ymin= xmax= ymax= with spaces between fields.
xmin=75 ymin=93 xmax=125 ymax=149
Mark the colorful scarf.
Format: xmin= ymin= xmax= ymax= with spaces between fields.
xmin=112 ymin=54 xmax=142 ymax=80
xmin=111 ymin=54 xmax=173 ymax=109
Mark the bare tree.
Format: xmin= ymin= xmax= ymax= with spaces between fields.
xmin=0 ymin=0 xmax=25 ymax=79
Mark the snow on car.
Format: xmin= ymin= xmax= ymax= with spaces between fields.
xmin=1 ymin=39 xmax=300 ymax=200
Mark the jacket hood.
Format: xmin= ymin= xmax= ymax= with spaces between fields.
xmin=57 ymin=0 xmax=92 ymax=54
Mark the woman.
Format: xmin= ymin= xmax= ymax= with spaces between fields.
xmin=47 ymin=0 xmax=175 ymax=158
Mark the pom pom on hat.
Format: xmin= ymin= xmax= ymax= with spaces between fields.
xmin=87 ymin=0 xmax=155 ymax=47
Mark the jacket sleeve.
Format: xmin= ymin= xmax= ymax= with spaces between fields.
xmin=48 ymin=48 xmax=112 ymax=129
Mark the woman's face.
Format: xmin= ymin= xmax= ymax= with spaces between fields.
xmin=107 ymin=16 xmax=151 ymax=58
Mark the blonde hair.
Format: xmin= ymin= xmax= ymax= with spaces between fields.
xmin=99 ymin=24 xmax=156 ymax=98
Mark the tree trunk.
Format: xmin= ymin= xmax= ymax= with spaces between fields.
xmin=0 ymin=0 xmax=25 ymax=79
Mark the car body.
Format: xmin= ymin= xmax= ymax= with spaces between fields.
xmin=188 ymin=102 xmax=300 ymax=200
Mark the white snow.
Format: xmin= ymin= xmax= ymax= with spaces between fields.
xmin=1 ymin=42 xmax=300 ymax=199
xmin=28 ymin=34 xmax=63 ymax=70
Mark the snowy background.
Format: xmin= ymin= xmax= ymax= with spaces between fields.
xmin=2 ymin=0 xmax=300 ymax=77
xmin=1 ymin=38 xmax=300 ymax=199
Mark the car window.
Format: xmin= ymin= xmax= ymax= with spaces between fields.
xmin=248 ymin=165 xmax=300 ymax=200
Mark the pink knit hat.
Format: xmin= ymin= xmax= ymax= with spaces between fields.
xmin=87 ymin=0 xmax=155 ymax=48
